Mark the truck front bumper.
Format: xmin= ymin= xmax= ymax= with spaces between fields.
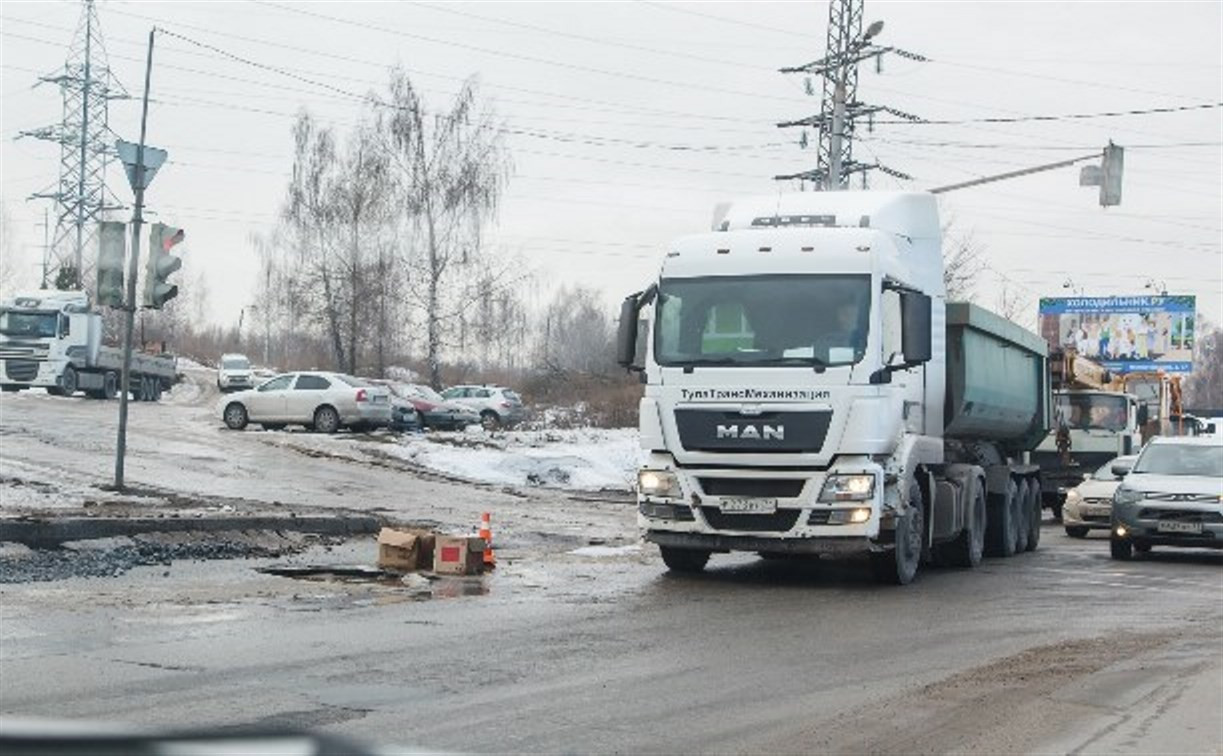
xmin=0 ymin=359 xmax=58 ymax=387
xmin=645 ymin=529 xmax=873 ymax=556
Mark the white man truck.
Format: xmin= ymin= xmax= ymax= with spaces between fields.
xmin=616 ymin=192 xmax=1050 ymax=584
xmin=0 ymin=290 xmax=176 ymax=401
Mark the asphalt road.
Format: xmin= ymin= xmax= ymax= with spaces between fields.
xmin=1 ymin=380 xmax=1221 ymax=754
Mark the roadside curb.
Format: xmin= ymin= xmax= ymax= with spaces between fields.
xmin=0 ymin=515 xmax=382 ymax=548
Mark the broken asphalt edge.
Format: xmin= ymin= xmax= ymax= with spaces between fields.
xmin=0 ymin=514 xmax=382 ymax=548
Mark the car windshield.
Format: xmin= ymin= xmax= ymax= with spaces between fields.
xmin=222 ymin=357 xmax=250 ymax=370
xmin=654 ymin=274 xmax=871 ymax=368
xmin=1054 ymin=393 xmax=1128 ymax=432
xmin=0 ymin=310 xmax=58 ymax=338
xmin=1133 ymin=444 xmax=1223 ymax=477
xmin=408 ymin=385 xmax=444 ymax=402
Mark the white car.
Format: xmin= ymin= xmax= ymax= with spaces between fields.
xmin=1062 ymin=454 xmax=1138 ymax=538
xmin=217 ymin=353 xmax=255 ymax=393
xmin=218 ymin=371 xmax=391 ymax=433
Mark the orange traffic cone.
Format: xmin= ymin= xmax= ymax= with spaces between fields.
xmin=479 ymin=512 xmax=496 ymax=569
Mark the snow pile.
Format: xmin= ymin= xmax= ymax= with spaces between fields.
xmin=390 ymin=427 xmax=640 ymax=491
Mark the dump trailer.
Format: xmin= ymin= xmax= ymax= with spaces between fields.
xmin=617 ymin=191 xmax=1050 ymax=584
xmin=0 ymin=290 xmax=176 ymax=401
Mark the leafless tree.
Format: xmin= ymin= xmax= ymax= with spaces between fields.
xmin=378 ymin=69 xmax=511 ymax=388
xmin=994 ymin=279 xmax=1033 ymax=325
xmin=0 ymin=200 xmax=24 ymax=296
xmin=535 ymin=285 xmax=616 ymax=375
xmin=942 ymin=218 xmax=984 ymax=302
xmin=1182 ymin=322 xmax=1222 ymax=410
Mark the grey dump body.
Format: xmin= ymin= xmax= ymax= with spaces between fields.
xmin=944 ymin=302 xmax=1050 ymax=453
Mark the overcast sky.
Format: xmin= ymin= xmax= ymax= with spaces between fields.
xmin=3 ymin=0 xmax=1220 ymax=331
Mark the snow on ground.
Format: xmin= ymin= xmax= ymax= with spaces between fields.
xmin=260 ymin=427 xmax=641 ymax=492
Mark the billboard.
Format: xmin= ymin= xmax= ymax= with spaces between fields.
xmin=1038 ymin=295 xmax=1196 ymax=374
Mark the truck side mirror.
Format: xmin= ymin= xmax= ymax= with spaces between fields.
xmin=59 ymin=314 xmax=71 ymax=338
xmin=616 ymin=294 xmax=641 ymax=370
xmin=900 ymin=291 xmax=932 ymax=365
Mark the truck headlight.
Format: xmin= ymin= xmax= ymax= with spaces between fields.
xmin=827 ymin=507 xmax=873 ymax=525
xmin=1113 ymin=486 xmax=1143 ymax=506
xmin=819 ymin=474 xmax=876 ymax=502
xmin=638 ymin=469 xmax=682 ymax=499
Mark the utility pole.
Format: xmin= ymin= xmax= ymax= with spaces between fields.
xmin=37 ymin=208 xmax=51 ymax=288
xmin=18 ymin=0 xmax=126 ymax=292
xmin=114 ymin=29 xmax=157 ymax=491
xmin=776 ymin=0 xmax=925 ymax=189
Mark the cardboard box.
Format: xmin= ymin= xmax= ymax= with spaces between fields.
xmin=433 ymin=535 xmax=486 ymax=575
xmin=377 ymin=527 xmax=436 ymax=572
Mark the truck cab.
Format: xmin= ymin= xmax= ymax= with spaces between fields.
xmin=0 ymin=290 xmax=101 ymax=394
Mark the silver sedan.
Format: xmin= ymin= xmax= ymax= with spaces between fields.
xmin=218 ymin=371 xmax=391 ymax=433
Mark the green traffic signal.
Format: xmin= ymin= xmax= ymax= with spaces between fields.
xmin=96 ymin=221 xmax=126 ymax=308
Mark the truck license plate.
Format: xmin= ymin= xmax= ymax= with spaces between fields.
xmin=720 ymin=497 xmax=778 ymax=514
xmin=1157 ymin=520 xmax=1202 ymax=534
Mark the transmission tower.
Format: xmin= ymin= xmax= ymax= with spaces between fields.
xmin=775 ymin=0 xmax=925 ymax=189
xmin=18 ymin=0 xmax=126 ymax=290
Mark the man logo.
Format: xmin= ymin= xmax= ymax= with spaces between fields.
xmin=716 ymin=424 xmax=785 ymax=440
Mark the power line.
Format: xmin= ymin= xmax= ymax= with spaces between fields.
xmin=874 ymin=102 xmax=1222 ymax=125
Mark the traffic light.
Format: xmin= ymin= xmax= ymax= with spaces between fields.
xmin=1100 ymin=142 xmax=1124 ymax=207
xmin=97 ymin=221 xmax=126 ymax=308
xmin=142 ymin=223 xmax=184 ymax=309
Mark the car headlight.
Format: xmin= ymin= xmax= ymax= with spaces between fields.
xmin=1065 ymin=488 xmax=1083 ymax=504
xmin=1113 ymin=486 xmax=1143 ymax=506
xmin=638 ymin=469 xmax=682 ymax=499
xmin=819 ymin=474 xmax=876 ymax=502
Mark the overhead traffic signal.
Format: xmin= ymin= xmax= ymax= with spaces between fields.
xmin=1099 ymin=142 xmax=1124 ymax=207
xmin=142 ymin=223 xmax=184 ymax=309
xmin=97 ymin=221 xmax=127 ymax=308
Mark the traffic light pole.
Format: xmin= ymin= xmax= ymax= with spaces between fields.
xmin=114 ymin=29 xmax=155 ymax=491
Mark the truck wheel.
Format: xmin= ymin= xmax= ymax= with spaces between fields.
xmin=151 ymin=380 xmax=163 ymax=401
xmin=660 ymin=546 xmax=710 ymax=573
xmin=1013 ymin=480 xmax=1030 ymax=553
xmin=60 ymin=366 xmax=79 ymax=396
xmin=1110 ymin=535 xmax=1133 ymax=560
xmin=937 ymin=481 xmax=985 ymax=568
xmin=314 ymin=405 xmax=340 ymax=434
xmin=103 ymin=371 xmax=118 ymax=399
xmin=985 ymin=480 xmax=1019 ymax=558
xmin=223 ymin=402 xmax=249 ymax=430
xmin=1050 ymin=500 xmax=1063 ymax=522
xmin=1025 ymin=480 xmax=1042 ymax=551
xmin=871 ymin=484 xmax=924 ymax=585
xmin=1 ymin=384 xmax=21 ymax=393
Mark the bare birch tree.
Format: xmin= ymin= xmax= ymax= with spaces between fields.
xmin=378 ymin=70 xmax=511 ymax=388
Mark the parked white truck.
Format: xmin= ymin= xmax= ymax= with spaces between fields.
xmin=0 ymin=290 xmax=176 ymax=400
xmin=617 ymin=192 xmax=1050 ymax=584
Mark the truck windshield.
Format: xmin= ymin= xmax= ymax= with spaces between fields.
xmin=0 ymin=310 xmax=58 ymax=338
xmin=1054 ymin=393 xmax=1127 ymax=432
xmin=654 ymin=274 xmax=870 ymax=368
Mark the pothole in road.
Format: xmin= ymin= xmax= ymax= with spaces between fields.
xmin=257 ymin=564 xmax=490 ymax=601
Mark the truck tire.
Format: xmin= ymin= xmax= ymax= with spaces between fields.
xmin=871 ymin=484 xmax=924 ymax=585
xmin=1014 ymin=479 xmax=1030 ymax=554
xmin=152 ymin=380 xmax=163 ymax=401
xmin=937 ymin=480 xmax=985 ymax=568
xmin=314 ymin=405 xmax=340 ymax=434
xmin=60 ymin=365 xmax=79 ymax=396
xmin=1026 ymin=479 xmax=1042 ymax=551
xmin=103 ymin=371 xmax=118 ymax=399
xmin=1 ymin=384 xmax=21 ymax=393
xmin=985 ymin=479 xmax=1019 ymax=558
xmin=660 ymin=546 xmax=710 ymax=573
xmin=223 ymin=402 xmax=249 ymax=430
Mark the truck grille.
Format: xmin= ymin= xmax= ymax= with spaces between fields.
xmin=0 ymin=342 xmax=48 ymax=360
xmin=1137 ymin=508 xmax=1223 ymax=524
xmin=675 ymin=410 xmax=831 ymax=453
xmin=700 ymin=507 xmax=800 ymax=532
xmin=699 ymin=478 xmax=805 ymax=498
xmin=5 ymin=360 xmax=38 ymax=381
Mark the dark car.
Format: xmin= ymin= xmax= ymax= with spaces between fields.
xmin=388 ymin=384 xmax=481 ymax=431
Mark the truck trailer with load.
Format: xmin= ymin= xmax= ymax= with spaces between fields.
xmin=616 ymin=191 xmax=1050 ymax=585
xmin=0 ymin=290 xmax=176 ymax=401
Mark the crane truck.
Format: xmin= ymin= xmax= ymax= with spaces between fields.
xmin=616 ymin=191 xmax=1050 ymax=585
xmin=0 ymin=290 xmax=176 ymax=401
